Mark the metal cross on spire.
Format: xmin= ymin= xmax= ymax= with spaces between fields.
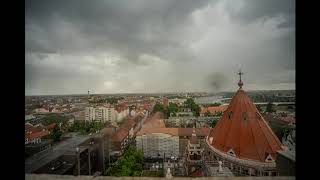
xmin=237 ymin=69 xmax=244 ymax=89
xmin=238 ymin=69 xmax=243 ymax=81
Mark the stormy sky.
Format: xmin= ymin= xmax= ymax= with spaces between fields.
xmin=25 ymin=0 xmax=295 ymax=95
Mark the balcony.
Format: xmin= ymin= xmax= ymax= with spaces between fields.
xmin=187 ymin=157 xmax=203 ymax=164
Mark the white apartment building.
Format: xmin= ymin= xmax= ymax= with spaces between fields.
xmin=85 ymin=106 xmax=117 ymax=122
xmin=136 ymin=132 xmax=179 ymax=158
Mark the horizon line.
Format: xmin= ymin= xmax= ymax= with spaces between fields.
xmin=25 ymin=89 xmax=295 ymax=96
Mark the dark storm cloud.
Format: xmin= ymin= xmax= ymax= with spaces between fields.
xmin=25 ymin=0 xmax=211 ymax=63
xmin=226 ymin=0 xmax=295 ymax=28
xmin=25 ymin=0 xmax=295 ymax=95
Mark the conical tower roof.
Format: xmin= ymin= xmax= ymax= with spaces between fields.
xmin=207 ymin=71 xmax=283 ymax=162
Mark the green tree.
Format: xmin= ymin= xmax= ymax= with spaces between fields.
xmin=152 ymin=103 xmax=164 ymax=113
xmin=205 ymin=102 xmax=221 ymax=107
xmin=210 ymin=119 xmax=219 ymax=128
xmin=105 ymin=145 xmax=143 ymax=176
xmin=41 ymin=114 xmax=69 ymax=126
xmin=184 ymin=98 xmax=201 ymax=117
xmin=167 ymin=103 xmax=179 ymax=117
xmin=204 ymin=111 xmax=211 ymax=117
xmin=214 ymin=111 xmax=223 ymax=117
xmin=49 ymin=126 xmax=62 ymax=142
xmin=68 ymin=121 xmax=105 ymax=134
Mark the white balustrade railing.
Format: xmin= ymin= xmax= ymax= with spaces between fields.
xmin=205 ymin=137 xmax=276 ymax=169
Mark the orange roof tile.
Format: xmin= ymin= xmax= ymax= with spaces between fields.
xmin=111 ymin=128 xmax=129 ymax=142
xmin=25 ymin=123 xmax=33 ymax=131
xmin=137 ymin=128 xmax=210 ymax=137
xmin=142 ymin=112 xmax=166 ymax=128
xmin=120 ymin=118 xmax=137 ymax=130
xmin=101 ymin=127 xmax=116 ymax=136
xmin=46 ymin=123 xmax=56 ymax=129
xmin=25 ymin=130 xmax=49 ymax=139
xmin=207 ymin=88 xmax=283 ymax=162
xmin=200 ymin=105 xmax=228 ymax=114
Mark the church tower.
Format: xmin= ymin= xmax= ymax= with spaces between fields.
xmin=205 ymin=70 xmax=285 ymax=176
xmin=185 ymin=126 xmax=204 ymax=176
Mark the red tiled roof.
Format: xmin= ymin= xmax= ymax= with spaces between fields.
xmin=46 ymin=123 xmax=56 ymax=129
xmin=207 ymin=88 xmax=283 ymax=162
xmin=111 ymin=128 xmax=129 ymax=142
xmin=178 ymin=128 xmax=210 ymax=137
xmin=137 ymin=128 xmax=178 ymax=136
xmin=200 ymin=105 xmax=228 ymax=114
xmin=280 ymin=116 xmax=295 ymax=123
xmin=136 ymin=128 xmax=210 ymax=137
xmin=142 ymin=112 xmax=166 ymax=128
xmin=27 ymin=126 xmax=45 ymax=133
xmin=120 ymin=118 xmax=137 ymax=131
xmin=101 ymin=127 xmax=116 ymax=136
xmin=25 ymin=123 xmax=33 ymax=131
xmin=25 ymin=129 xmax=49 ymax=139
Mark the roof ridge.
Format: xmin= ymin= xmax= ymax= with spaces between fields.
xmin=221 ymin=108 xmax=233 ymax=151
xmin=243 ymin=90 xmax=272 ymax=160
xmin=259 ymin=114 xmax=283 ymax=152
xmin=247 ymin=101 xmax=264 ymax=161
xmin=255 ymin=115 xmax=274 ymax=158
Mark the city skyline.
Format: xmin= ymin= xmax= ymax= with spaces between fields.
xmin=26 ymin=0 xmax=295 ymax=95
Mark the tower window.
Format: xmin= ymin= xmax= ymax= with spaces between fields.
xmin=228 ymin=111 xmax=233 ymax=120
xmin=242 ymin=112 xmax=248 ymax=121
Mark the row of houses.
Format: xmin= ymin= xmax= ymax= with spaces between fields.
xmin=136 ymin=127 xmax=210 ymax=159
xmin=33 ymin=104 xmax=79 ymax=114
xmin=25 ymin=122 xmax=57 ymax=145
xmin=199 ymin=105 xmax=228 ymax=117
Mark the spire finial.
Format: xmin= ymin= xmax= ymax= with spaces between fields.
xmin=237 ymin=69 xmax=244 ymax=89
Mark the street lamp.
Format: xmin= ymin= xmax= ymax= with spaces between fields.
xmin=76 ymin=147 xmax=80 ymax=176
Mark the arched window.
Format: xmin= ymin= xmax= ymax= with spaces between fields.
xmin=242 ymin=112 xmax=248 ymax=121
xmin=227 ymin=149 xmax=236 ymax=157
xmin=228 ymin=111 xmax=233 ymax=120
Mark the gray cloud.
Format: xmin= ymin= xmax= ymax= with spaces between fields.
xmin=25 ymin=0 xmax=295 ymax=95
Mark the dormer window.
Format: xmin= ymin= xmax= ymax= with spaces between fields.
xmin=265 ymin=154 xmax=274 ymax=162
xmin=242 ymin=112 xmax=248 ymax=121
xmin=228 ymin=111 xmax=233 ymax=120
xmin=227 ymin=149 xmax=236 ymax=157
xmin=209 ymin=137 xmax=213 ymax=144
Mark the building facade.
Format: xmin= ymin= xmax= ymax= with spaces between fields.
xmin=136 ymin=132 xmax=180 ymax=159
xmin=85 ymin=107 xmax=117 ymax=122
xmin=136 ymin=128 xmax=210 ymax=159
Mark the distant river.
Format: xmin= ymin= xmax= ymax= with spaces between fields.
xmin=194 ymin=96 xmax=226 ymax=104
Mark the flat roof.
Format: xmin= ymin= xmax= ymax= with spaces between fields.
xmin=25 ymin=133 xmax=90 ymax=173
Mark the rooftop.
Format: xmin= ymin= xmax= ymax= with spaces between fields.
xmin=137 ymin=128 xmax=210 ymax=137
xmin=111 ymin=128 xmax=129 ymax=142
xmin=201 ymin=105 xmax=228 ymax=114
xmin=207 ymin=78 xmax=283 ymax=162
xmin=25 ymin=133 xmax=90 ymax=173
xmin=141 ymin=112 xmax=166 ymax=128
